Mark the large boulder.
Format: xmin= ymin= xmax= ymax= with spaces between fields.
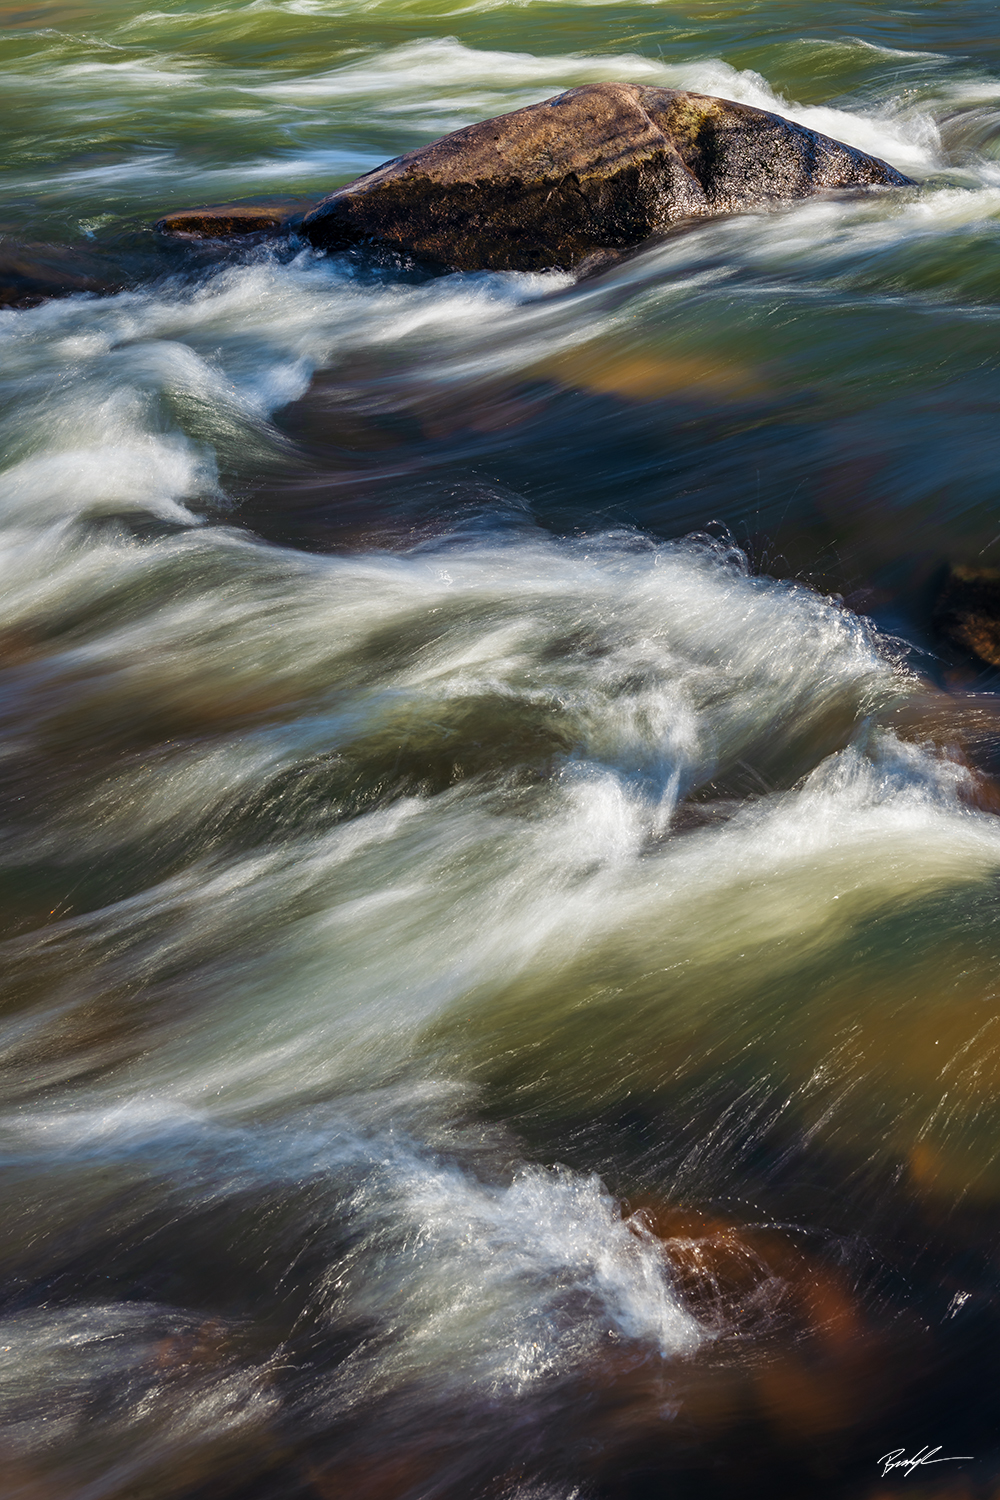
xmin=300 ymin=82 xmax=914 ymax=272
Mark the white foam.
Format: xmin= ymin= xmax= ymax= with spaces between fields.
xmin=621 ymin=182 xmax=1000 ymax=289
xmin=0 ymin=1090 xmax=701 ymax=1402
xmin=260 ymin=38 xmax=940 ymax=176
xmin=656 ymin=56 xmax=940 ymax=173
xmin=2 ymin=518 xmax=998 ymax=1403
xmin=0 ymin=1303 xmax=277 ymax=1468
xmin=0 ymin=435 xmax=209 ymax=525
xmin=329 ymin=1157 xmax=703 ymax=1404
xmin=0 ymin=528 xmax=913 ymax=1115
xmin=0 ymin=255 xmax=568 ymax=530
xmin=2 ymin=3 xmax=999 ymax=1481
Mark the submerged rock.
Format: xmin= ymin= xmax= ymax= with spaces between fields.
xmin=299 ymin=82 xmax=914 ymax=271
xmin=934 ymin=565 xmax=1000 ymax=667
xmin=0 ymin=241 xmax=121 ymax=309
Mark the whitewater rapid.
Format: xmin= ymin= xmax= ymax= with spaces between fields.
xmin=5 ymin=3 xmax=1000 ymax=1494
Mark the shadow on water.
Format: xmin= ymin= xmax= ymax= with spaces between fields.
xmin=218 ymin=230 xmax=1000 ymax=688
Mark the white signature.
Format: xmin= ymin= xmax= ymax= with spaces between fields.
xmin=878 ymin=1447 xmax=973 ymax=1479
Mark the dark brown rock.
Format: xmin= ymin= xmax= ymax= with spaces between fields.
xmin=300 ymin=81 xmax=914 ymax=272
xmin=934 ymin=565 xmax=1000 ymax=666
xmin=155 ymin=199 xmax=313 ymax=240
xmin=0 ymin=241 xmax=121 ymax=309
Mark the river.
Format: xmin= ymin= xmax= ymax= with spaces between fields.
xmin=2 ymin=2 xmax=1000 ymax=1497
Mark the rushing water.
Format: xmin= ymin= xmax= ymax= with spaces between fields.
xmin=4 ymin=2 xmax=1000 ymax=1497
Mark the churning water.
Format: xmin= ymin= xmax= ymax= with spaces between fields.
xmin=4 ymin=2 xmax=1000 ymax=1496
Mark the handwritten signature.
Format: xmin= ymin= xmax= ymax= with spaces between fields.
xmin=878 ymin=1446 xmax=973 ymax=1479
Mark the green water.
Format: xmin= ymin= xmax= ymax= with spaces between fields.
xmin=3 ymin=2 xmax=1000 ymax=1498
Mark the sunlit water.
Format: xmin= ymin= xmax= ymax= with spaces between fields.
xmin=3 ymin=2 xmax=1000 ymax=1497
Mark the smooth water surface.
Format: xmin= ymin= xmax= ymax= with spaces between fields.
xmin=3 ymin=2 xmax=1000 ymax=1497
